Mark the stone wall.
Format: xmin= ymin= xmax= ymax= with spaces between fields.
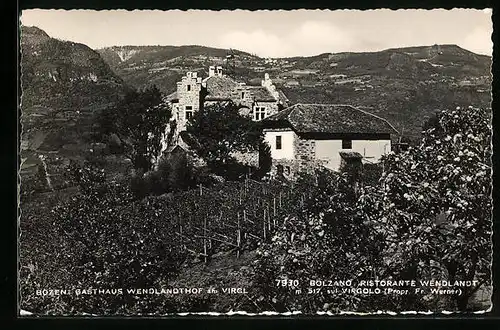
xmin=231 ymin=150 xmax=259 ymax=168
xmin=176 ymin=71 xmax=202 ymax=131
xmin=270 ymin=157 xmax=327 ymax=179
xmin=232 ymin=85 xmax=255 ymax=108
xmin=253 ymin=101 xmax=279 ymax=120
xmin=270 ymin=158 xmax=301 ymax=179
xmin=295 ymin=137 xmax=315 ymax=162
xmin=268 ymin=132 xmax=324 ymax=178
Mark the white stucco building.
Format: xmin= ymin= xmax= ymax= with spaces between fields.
xmin=261 ymin=103 xmax=398 ymax=175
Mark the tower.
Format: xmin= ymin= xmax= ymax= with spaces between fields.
xmin=176 ymin=71 xmax=202 ymax=131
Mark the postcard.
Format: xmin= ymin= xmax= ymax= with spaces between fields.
xmin=18 ymin=8 xmax=493 ymax=316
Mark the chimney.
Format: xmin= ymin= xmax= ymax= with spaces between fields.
xmin=209 ymin=66 xmax=216 ymax=77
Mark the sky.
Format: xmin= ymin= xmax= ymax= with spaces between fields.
xmin=20 ymin=9 xmax=493 ymax=57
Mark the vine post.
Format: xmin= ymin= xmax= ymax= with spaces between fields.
xmin=203 ymin=216 xmax=208 ymax=263
xmin=263 ymin=208 xmax=267 ymax=240
xmin=237 ymin=211 xmax=241 ymax=259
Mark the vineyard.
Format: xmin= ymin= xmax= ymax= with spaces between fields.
xmin=131 ymin=178 xmax=297 ymax=261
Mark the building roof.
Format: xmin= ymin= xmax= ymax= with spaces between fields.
xmin=166 ymin=71 xmax=289 ymax=106
xmin=248 ymin=86 xmax=277 ymax=102
xmin=262 ymin=103 xmax=399 ymax=135
xmin=204 ymin=76 xmax=239 ymax=101
xmin=277 ymin=90 xmax=290 ymax=106
xmin=165 ymin=91 xmax=179 ymax=102
xmin=179 ymin=131 xmax=202 ymax=150
xmin=165 ymin=131 xmax=201 ymax=153
xmin=165 ymin=144 xmax=188 ymax=154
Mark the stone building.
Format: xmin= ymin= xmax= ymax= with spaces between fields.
xmin=165 ymin=66 xmax=289 ymax=133
xmin=165 ymin=71 xmax=203 ymax=132
xmin=261 ymin=103 xmax=398 ymax=177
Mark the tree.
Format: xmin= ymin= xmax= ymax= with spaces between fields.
xmin=186 ymin=101 xmax=263 ymax=178
xmin=251 ymin=168 xmax=385 ymax=313
xmin=129 ymin=149 xmax=198 ymax=199
xmin=360 ymin=105 xmax=492 ymax=310
xmin=102 ymin=85 xmax=171 ymax=172
xmin=257 ymin=140 xmax=272 ymax=179
xmin=156 ymin=151 xmax=195 ymax=192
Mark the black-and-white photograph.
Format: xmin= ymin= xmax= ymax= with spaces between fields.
xmin=18 ymin=8 xmax=493 ymax=315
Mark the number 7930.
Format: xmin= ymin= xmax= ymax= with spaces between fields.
xmin=275 ymin=279 xmax=299 ymax=287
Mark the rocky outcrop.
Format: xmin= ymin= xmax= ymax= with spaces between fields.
xmin=20 ymin=26 xmax=131 ymax=191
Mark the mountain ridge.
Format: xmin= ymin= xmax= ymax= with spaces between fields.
xmin=98 ymin=43 xmax=490 ymax=60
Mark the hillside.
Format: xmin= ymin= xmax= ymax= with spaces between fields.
xmin=20 ymin=26 xmax=132 ymax=191
xmin=97 ymin=45 xmax=259 ymax=95
xmin=99 ymin=44 xmax=492 ymax=139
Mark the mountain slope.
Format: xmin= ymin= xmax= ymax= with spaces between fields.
xmin=279 ymin=45 xmax=491 ymax=139
xmin=97 ymin=45 xmax=262 ymax=95
xmin=20 ymin=26 xmax=131 ymax=190
xmin=99 ymin=44 xmax=491 ymax=140
xmin=98 ymin=45 xmax=254 ymax=69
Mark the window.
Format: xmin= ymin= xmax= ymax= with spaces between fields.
xmin=342 ymin=139 xmax=352 ymax=149
xmin=187 ymin=85 xmax=191 ymax=91
xmin=185 ymin=106 xmax=193 ymax=120
xmin=241 ymin=91 xmax=245 ymax=99
xmin=276 ymin=135 xmax=282 ymax=150
xmin=276 ymin=164 xmax=284 ymax=175
xmin=254 ymin=107 xmax=266 ymax=121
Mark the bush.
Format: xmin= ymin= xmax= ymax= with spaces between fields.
xmin=129 ymin=151 xmax=197 ymax=199
xmin=130 ymin=169 xmax=149 ymax=199
xmin=363 ymin=105 xmax=492 ymax=311
xmin=361 ymin=163 xmax=384 ymax=187
xmin=251 ymin=168 xmax=385 ymax=313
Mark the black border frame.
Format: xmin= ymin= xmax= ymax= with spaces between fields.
xmin=6 ymin=0 xmax=500 ymax=328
